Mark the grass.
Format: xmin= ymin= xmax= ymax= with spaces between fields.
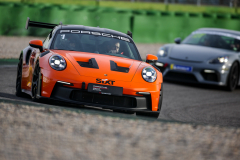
xmin=0 ymin=58 xmax=19 ymax=65
xmin=0 ymin=0 xmax=239 ymax=14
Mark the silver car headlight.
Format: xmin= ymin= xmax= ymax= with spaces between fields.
xmin=157 ymin=47 xmax=168 ymax=57
xmin=49 ymin=55 xmax=67 ymax=71
xmin=142 ymin=67 xmax=157 ymax=82
xmin=209 ymin=56 xmax=228 ymax=64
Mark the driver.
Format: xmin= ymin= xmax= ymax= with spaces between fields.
xmin=67 ymin=37 xmax=78 ymax=51
xmin=232 ymin=39 xmax=240 ymax=51
xmin=107 ymin=41 xmax=120 ymax=54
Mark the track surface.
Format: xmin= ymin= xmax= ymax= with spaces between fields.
xmin=1 ymin=65 xmax=240 ymax=127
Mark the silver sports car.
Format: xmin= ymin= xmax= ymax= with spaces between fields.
xmin=156 ymin=28 xmax=240 ymax=91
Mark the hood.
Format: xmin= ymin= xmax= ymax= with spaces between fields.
xmin=51 ymin=50 xmax=142 ymax=82
xmin=169 ymin=44 xmax=232 ymax=62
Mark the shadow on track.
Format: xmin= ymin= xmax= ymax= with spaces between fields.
xmin=0 ymin=92 xmax=176 ymax=123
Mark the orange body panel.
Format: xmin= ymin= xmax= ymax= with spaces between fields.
xmin=146 ymin=54 xmax=158 ymax=61
xmin=29 ymin=40 xmax=43 ymax=47
xmin=36 ymin=50 xmax=163 ymax=111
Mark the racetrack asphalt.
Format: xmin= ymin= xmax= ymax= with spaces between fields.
xmin=1 ymin=37 xmax=240 ymax=159
xmin=1 ymin=64 xmax=240 ymax=127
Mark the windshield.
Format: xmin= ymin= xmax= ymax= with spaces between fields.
xmin=182 ymin=32 xmax=240 ymax=52
xmin=51 ymin=31 xmax=141 ymax=60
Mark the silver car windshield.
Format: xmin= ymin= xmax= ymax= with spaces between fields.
xmin=51 ymin=32 xmax=140 ymax=60
xmin=182 ymin=32 xmax=240 ymax=52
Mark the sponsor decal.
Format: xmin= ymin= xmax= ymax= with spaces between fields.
xmin=170 ymin=64 xmax=192 ymax=72
xmin=60 ymin=30 xmax=130 ymax=42
xmin=96 ymin=78 xmax=115 ymax=85
xmin=93 ymin=85 xmax=108 ymax=91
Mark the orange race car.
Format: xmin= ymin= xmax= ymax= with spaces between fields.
xmin=16 ymin=17 xmax=163 ymax=117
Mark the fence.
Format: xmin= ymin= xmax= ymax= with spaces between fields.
xmin=0 ymin=2 xmax=240 ymax=43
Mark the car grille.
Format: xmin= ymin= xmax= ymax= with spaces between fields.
xmin=164 ymin=71 xmax=198 ymax=82
xmin=71 ymin=90 xmax=137 ymax=108
xmin=200 ymin=71 xmax=220 ymax=82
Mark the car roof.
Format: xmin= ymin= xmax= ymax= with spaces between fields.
xmin=195 ymin=28 xmax=240 ymax=36
xmin=55 ymin=25 xmax=132 ymax=39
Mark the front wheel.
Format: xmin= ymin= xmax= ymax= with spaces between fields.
xmin=15 ymin=55 xmax=23 ymax=97
xmin=226 ymin=62 xmax=239 ymax=91
xmin=32 ymin=61 xmax=41 ymax=101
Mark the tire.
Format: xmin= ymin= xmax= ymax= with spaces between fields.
xmin=15 ymin=55 xmax=23 ymax=97
xmin=158 ymin=83 xmax=163 ymax=111
xmin=32 ymin=61 xmax=41 ymax=101
xmin=226 ymin=62 xmax=239 ymax=91
xmin=136 ymin=111 xmax=160 ymax=118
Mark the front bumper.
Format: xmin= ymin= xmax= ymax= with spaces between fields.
xmin=44 ymin=83 xmax=155 ymax=112
xmin=40 ymin=68 xmax=162 ymax=111
xmin=156 ymin=58 xmax=230 ymax=86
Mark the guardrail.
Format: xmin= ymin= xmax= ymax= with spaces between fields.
xmin=0 ymin=2 xmax=240 ymax=43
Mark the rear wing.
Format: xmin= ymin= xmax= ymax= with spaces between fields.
xmin=25 ymin=17 xmax=60 ymax=30
xmin=25 ymin=17 xmax=133 ymax=39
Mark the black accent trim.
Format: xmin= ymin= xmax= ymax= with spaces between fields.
xmin=40 ymin=50 xmax=50 ymax=57
xmin=200 ymin=70 xmax=220 ymax=82
xmin=77 ymin=58 xmax=99 ymax=69
xmin=151 ymin=64 xmax=161 ymax=73
xmin=82 ymin=82 xmax=85 ymax=90
xmin=40 ymin=95 xmax=157 ymax=113
xmin=164 ymin=71 xmax=198 ymax=83
xmin=25 ymin=17 xmax=57 ymax=30
xmin=29 ymin=43 xmax=43 ymax=52
xmin=146 ymin=59 xmax=157 ymax=64
xmin=26 ymin=49 xmax=32 ymax=65
xmin=110 ymin=60 xmax=129 ymax=73
xmin=50 ymin=84 xmax=151 ymax=110
xmin=156 ymin=66 xmax=166 ymax=73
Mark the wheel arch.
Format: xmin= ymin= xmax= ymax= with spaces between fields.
xmin=22 ymin=46 xmax=32 ymax=65
xmin=235 ymin=60 xmax=240 ymax=86
xmin=25 ymin=49 xmax=32 ymax=65
xmin=226 ymin=60 xmax=240 ymax=90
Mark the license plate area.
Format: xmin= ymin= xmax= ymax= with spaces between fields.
xmin=87 ymin=83 xmax=123 ymax=96
xmin=170 ymin=64 xmax=193 ymax=72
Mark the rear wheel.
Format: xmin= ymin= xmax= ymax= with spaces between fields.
xmin=227 ymin=62 xmax=239 ymax=91
xmin=32 ymin=61 xmax=41 ymax=101
xmin=15 ymin=55 xmax=23 ymax=97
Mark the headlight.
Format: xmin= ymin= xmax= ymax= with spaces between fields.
xmin=209 ymin=56 xmax=228 ymax=64
xmin=49 ymin=55 xmax=66 ymax=71
xmin=142 ymin=67 xmax=157 ymax=82
xmin=157 ymin=47 xmax=168 ymax=57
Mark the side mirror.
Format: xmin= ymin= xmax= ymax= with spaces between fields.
xmin=174 ymin=37 xmax=181 ymax=44
xmin=29 ymin=40 xmax=43 ymax=52
xmin=146 ymin=54 xmax=158 ymax=63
